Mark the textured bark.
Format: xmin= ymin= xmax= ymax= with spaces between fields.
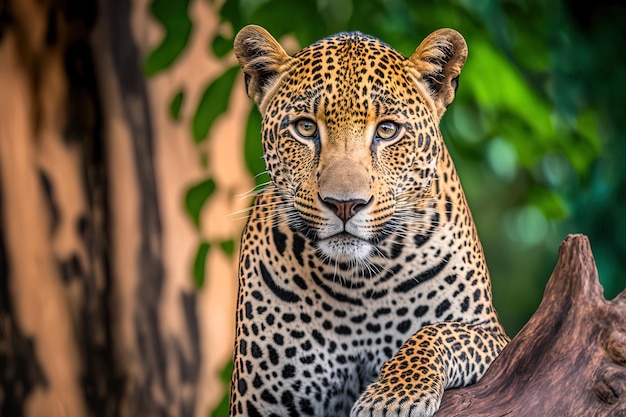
xmin=1 ymin=0 xmax=244 ymax=411
xmin=0 ymin=0 xmax=206 ymax=416
xmin=435 ymin=234 xmax=626 ymax=416
xmin=0 ymin=1 xmax=108 ymax=416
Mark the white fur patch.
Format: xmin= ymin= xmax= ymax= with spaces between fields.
xmin=316 ymin=233 xmax=375 ymax=263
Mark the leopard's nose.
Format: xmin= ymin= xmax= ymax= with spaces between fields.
xmin=321 ymin=196 xmax=370 ymax=223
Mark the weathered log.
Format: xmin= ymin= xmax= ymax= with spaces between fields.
xmin=435 ymin=234 xmax=626 ymax=416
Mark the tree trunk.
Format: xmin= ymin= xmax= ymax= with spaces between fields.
xmin=0 ymin=0 xmax=110 ymax=415
xmin=0 ymin=0 xmax=245 ymax=416
xmin=435 ymin=234 xmax=626 ymax=416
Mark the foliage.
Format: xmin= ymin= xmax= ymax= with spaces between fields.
xmin=185 ymin=178 xmax=216 ymax=228
xmin=192 ymin=66 xmax=240 ymax=143
xmin=143 ymin=0 xmax=192 ymax=76
xmin=193 ymin=241 xmax=211 ymax=288
xmin=145 ymin=0 xmax=626 ymax=415
xmin=210 ymin=361 xmax=233 ymax=417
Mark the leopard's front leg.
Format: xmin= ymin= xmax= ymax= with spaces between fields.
xmin=351 ymin=322 xmax=509 ymax=417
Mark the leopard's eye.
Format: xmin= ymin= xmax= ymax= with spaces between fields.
xmin=376 ymin=121 xmax=399 ymax=141
xmin=294 ymin=118 xmax=318 ymax=138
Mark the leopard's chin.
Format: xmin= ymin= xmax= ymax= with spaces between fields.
xmin=316 ymin=232 xmax=375 ymax=263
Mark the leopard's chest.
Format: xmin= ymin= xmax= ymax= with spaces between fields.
xmin=238 ymin=220 xmax=464 ymax=359
xmin=236 ymin=205 xmax=486 ymax=416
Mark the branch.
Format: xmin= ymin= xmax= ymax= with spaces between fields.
xmin=435 ymin=234 xmax=626 ymax=416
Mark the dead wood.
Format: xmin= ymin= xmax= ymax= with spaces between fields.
xmin=435 ymin=234 xmax=626 ymax=416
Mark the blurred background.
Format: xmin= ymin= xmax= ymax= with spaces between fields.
xmin=1 ymin=0 xmax=624 ymax=416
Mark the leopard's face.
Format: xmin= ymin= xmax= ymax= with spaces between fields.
xmin=235 ymin=27 xmax=467 ymax=263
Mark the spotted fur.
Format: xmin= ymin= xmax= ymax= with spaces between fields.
xmin=230 ymin=25 xmax=509 ymax=417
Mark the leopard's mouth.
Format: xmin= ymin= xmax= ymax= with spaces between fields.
xmin=316 ymin=232 xmax=375 ymax=262
xmin=323 ymin=231 xmax=363 ymax=243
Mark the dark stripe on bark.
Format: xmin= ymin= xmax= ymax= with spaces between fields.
xmin=0 ymin=181 xmax=48 ymax=417
xmin=64 ymin=3 xmax=124 ymax=414
xmin=103 ymin=0 xmax=199 ymax=415
xmin=177 ymin=292 xmax=202 ymax=417
xmin=108 ymin=0 xmax=167 ymax=407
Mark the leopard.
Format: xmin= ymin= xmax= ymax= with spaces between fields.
xmin=229 ymin=24 xmax=509 ymax=417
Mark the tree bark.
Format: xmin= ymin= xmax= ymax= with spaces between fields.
xmin=0 ymin=0 xmax=110 ymax=416
xmin=435 ymin=234 xmax=626 ymax=416
xmin=0 ymin=0 xmax=246 ymax=415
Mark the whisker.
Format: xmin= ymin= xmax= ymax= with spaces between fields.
xmin=236 ymin=181 xmax=273 ymax=200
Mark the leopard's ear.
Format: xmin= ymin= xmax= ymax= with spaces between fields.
xmin=234 ymin=25 xmax=293 ymax=112
xmin=409 ymin=29 xmax=468 ymax=120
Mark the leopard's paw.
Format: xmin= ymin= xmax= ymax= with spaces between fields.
xmin=350 ymin=381 xmax=441 ymax=417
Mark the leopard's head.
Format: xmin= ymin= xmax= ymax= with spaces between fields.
xmin=235 ymin=25 xmax=467 ymax=263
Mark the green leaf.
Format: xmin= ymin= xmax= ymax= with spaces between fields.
xmin=144 ymin=0 xmax=192 ymax=77
xmin=192 ymin=242 xmax=210 ymax=289
xmin=219 ymin=360 xmax=233 ymax=384
xmin=210 ymin=393 xmax=229 ymax=417
xmin=211 ymin=34 xmax=233 ymax=58
xmin=244 ymin=0 xmax=326 ymax=45
xmin=528 ymin=187 xmax=568 ymax=220
xmin=209 ymin=360 xmax=233 ymax=417
xmin=317 ymin=0 xmax=353 ymax=33
xmin=217 ymin=0 xmax=244 ymax=32
xmin=185 ymin=178 xmax=216 ymax=228
xmin=244 ymin=107 xmax=270 ymax=187
xmin=463 ymin=39 xmax=553 ymax=138
xmin=192 ymin=66 xmax=239 ymax=143
xmin=169 ymin=90 xmax=185 ymax=121
xmin=219 ymin=240 xmax=236 ymax=257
